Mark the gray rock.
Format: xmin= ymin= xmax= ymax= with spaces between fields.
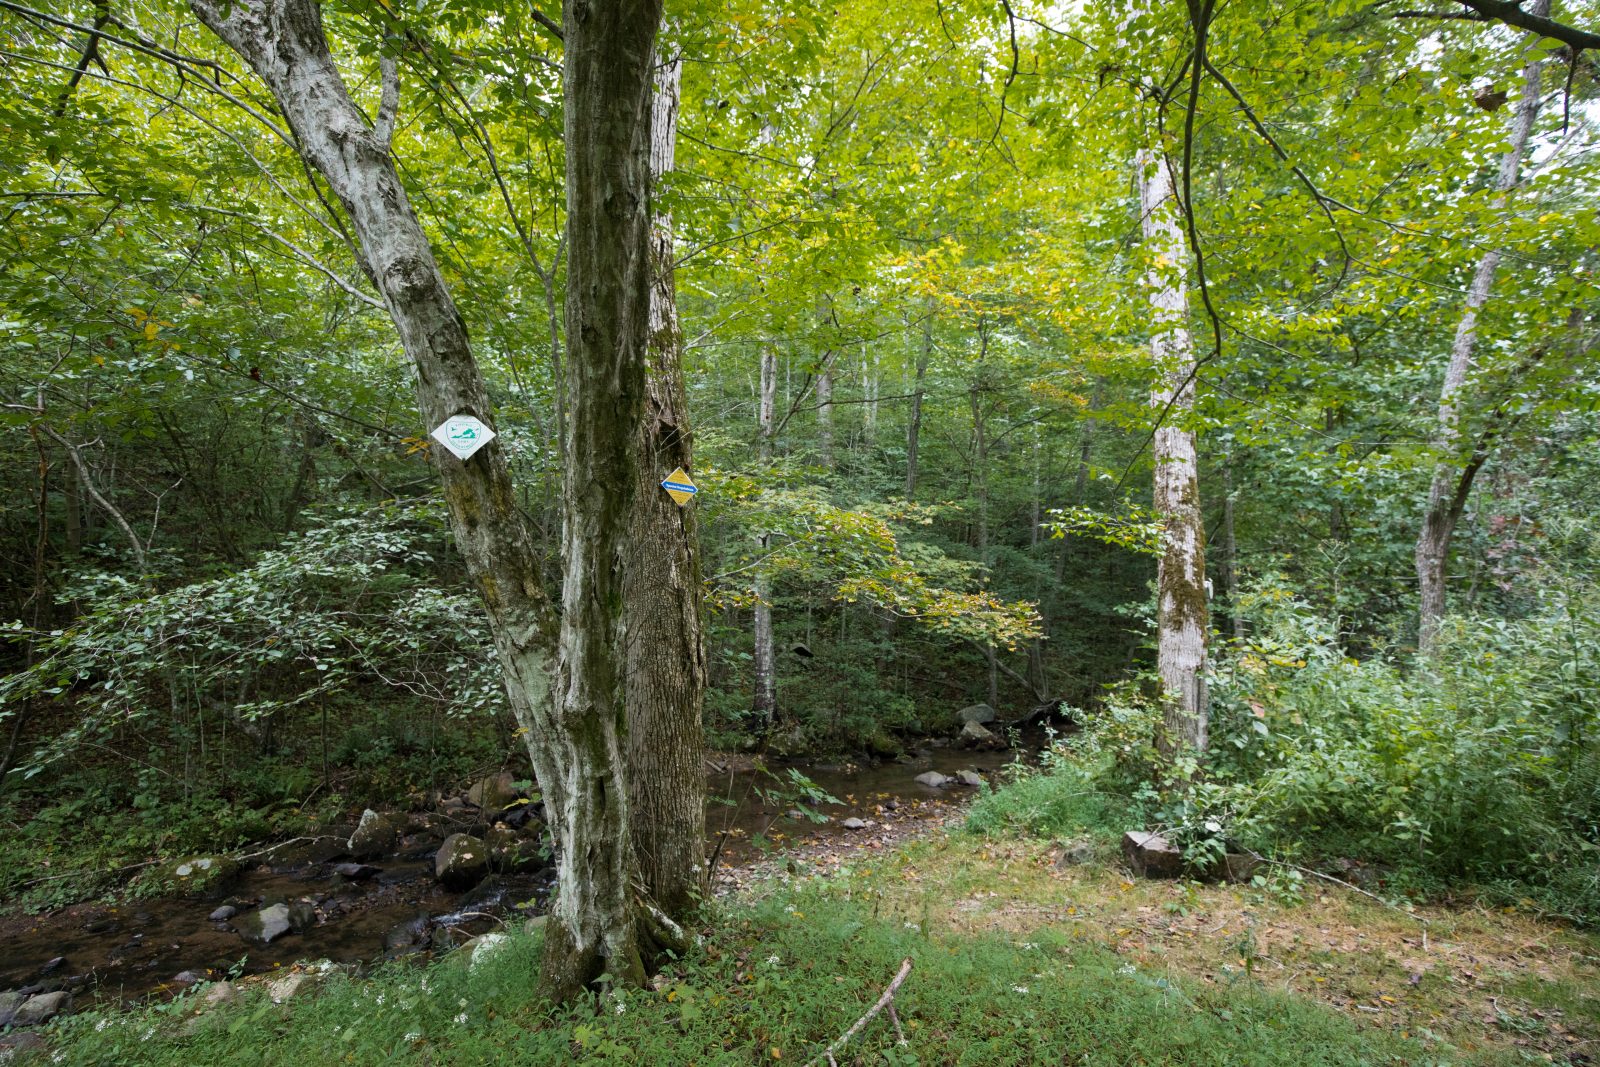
xmin=466 ymin=772 xmax=519 ymax=812
xmin=235 ymin=900 xmax=313 ymax=944
xmin=1223 ymin=853 xmax=1261 ymax=884
xmin=954 ymin=769 xmax=984 ymax=787
xmin=11 ymin=991 xmax=71 ymax=1027
xmin=172 ymin=971 xmax=206 ymax=985
xmin=841 ymin=817 xmax=868 ymax=830
xmin=0 ymin=1031 xmax=46 ymax=1057
xmin=1054 ymin=838 xmax=1096 ymax=867
xmin=959 ymin=720 xmax=1004 ymax=749
xmin=202 ymin=981 xmax=240 ymax=1007
xmin=485 ymin=827 xmax=538 ymax=873
xmin=347 ymin=809 xmax=400 ymax=861
xmin=383 ymin=915 xmax=431 ymax=953
xmin=209 ymin=905 xmax=237 ymax=922
xmin=957 ymin=703 xmax=998 ymax=725
xmin=914 ymin=771 xmax=951 ymax=788
xmin=332 ymin=862 xmax=380 ymax=881
xmin=0 ymin=991 xmax=25 ymax=1027
xmin=1122 ymin=830 xmax=1185 ymax=879
xmin=267 ymin=972 xmax=316 ymax=1003
xmin=435 ymin=833 xmax=489 ymax=890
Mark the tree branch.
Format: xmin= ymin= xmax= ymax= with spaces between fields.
xmin=373 ymin=53 xmax=400 ymax=151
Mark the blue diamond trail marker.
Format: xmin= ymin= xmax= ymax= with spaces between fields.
xmin=661 ymin=467 xmax=698 ymax=506
xmin=430 ymin=414 xmax=495 ymax=461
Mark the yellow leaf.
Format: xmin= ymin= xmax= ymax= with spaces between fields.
xmin=143 ymin=322 xmax=158 ymax=341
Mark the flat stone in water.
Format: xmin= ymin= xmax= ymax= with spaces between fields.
xmin=841 ymin=818 xmax=868 ymax=830
xmin=209 ymin=905 xmax=238 ymax=922
xmin=914 ymin=771 xmax=951 ymax=788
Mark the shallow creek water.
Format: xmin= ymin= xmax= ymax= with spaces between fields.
xmin=0 ymin=743 xmax=1022 ymax=1006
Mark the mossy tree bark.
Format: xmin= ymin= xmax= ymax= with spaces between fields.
xmin=1137 ymin=146 xmax=1209 ymax=764
xmin=625 ymin=44 xmax=707 ymax=923
xmin=190 ymin=0 xmax=670 ymax=1002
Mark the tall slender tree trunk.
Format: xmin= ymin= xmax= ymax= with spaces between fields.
xmin=753 ymin=347 xmax=778 ymax=730
xmin=905 ymin=302 xmax=931 ymax=500
xmin=1221 ymin=452 xmax=1243 ymax=640
xmin=1416 ymin=9 xmax=1547 ymax=653
xmin=815 ymin=362 xmax=834 ymax=469
xmin=625 ymin=45 xmax=706 ymax=923
xmin=1137 ymin=147 xmax=1209 ymax=763
xmin=190 ymin=0 xmax=673 ymax=1001
xmin=863 ymin=342 xmax=879 ymax=447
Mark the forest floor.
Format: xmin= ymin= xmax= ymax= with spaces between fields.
xmin=20 ymin=804 xmax=1600 ymax=1065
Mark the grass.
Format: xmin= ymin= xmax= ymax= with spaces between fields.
xmin=35 ymin=839 xmax=1594 ymax=1066
xmin=28 ymin=761 xmax=1600 ymax=1065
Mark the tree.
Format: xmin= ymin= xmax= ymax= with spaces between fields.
xmin=1415 ymin=1 xmax=1550 ymax=652
xmin=625 ymin=41 xmax=707 ymax=924
xmin=187 ymin=0 xmax=674 ymax=999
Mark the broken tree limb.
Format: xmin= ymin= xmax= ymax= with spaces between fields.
xmin=807 ymin=957 xmax=913 ymax=1067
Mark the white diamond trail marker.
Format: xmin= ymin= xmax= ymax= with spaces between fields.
xmin=430 ymin=414 xmax=496 ymax=461
xmin=661 ymin=467 xmax=698 ymax=506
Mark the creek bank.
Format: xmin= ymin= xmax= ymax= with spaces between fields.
xmin=0 ymin=735 xmax=1035 ymax=1021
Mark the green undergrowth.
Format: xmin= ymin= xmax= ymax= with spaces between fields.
xmin=48 ymin=862 xmax=1485 ymax=1067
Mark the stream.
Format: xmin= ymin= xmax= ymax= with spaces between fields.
xmin=0 ymin=742 xmax=1023 ymax=1008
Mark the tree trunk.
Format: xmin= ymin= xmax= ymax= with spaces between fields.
xmin=815 ymin=361 xmax=834 ymax=468
xmin=753 ymin=346 xmax=778 ymax=730
xmin=189 ymin=0 xmax=670 ymax=1001
xmin=863 ymin=342 xmax=878 ymax=447
xmin=1416 ymin=9 xmax=1546 ymax=653
xmin=1137 ymin=146 xmax=1209 ymax=763
xmin=905 ymin=304 xmax=931 ymax=500
xmin=625 ymin=44 xmax=706 ymax=923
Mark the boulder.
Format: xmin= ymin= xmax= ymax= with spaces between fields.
xmin=11 ymin=991 xmax=71 ymax=1027
xmin=1122 ymin=831 xmax=1185 ymax=879
xmin=208 ymin=905 xmax=237 ymax=923
xmin=467 ymin=772 xmax=519 ymax=813
xmin=435 ymin=833 xmax=489 ymax=890
xmin=954 ymin=769 xmax=984 ymax=787
xmin=957 ymin=703 xmax=998 ymax=725
xmin=0 ymin=991 xmax=25 ymax=1027
xmin=959 ymin=720 xmax=1004 ymax=749
xmin=347 ymin=809 xmax=400 ymax=861
xmin=236 ymin=900 xmax=314 ymax=944
xmin=1054 ymin=838 xmax=1096 ymax=868
xmin=267 ymin=972 xmax=316 ymax=1004
xmin=841 ymin=817 xmax=868 ymax=830
xmin=161 ymin=855 xmax=239 ymax=895
xmin=914 ymin=771 xmax=951 ymax=788
xmin=382 ymin=915 xmax=431 ymax=954
xmin=1223 ymin=853 xmax=1261 ymax=884
xmin=485 ymin=827 xmax=538 ymax=873
xmin=468 ymin=932 xmax=511 ymax=970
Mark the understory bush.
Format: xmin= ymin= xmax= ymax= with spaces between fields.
xmin=1013 ymin=572 xmax=1600 ymax=920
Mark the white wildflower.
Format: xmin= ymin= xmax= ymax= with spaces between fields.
xmin=766 ymin=954 xmax=780 ymax=966
xmin=402 ymin=1031 xmax=421 ymax=1044
xmin=453 ymin=1012 xmax=468 ymax=1026
xmin=1012 ymin=985 xmax=1029 ymax=995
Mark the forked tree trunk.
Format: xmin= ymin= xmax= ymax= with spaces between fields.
xmin=1416 ymin=6 xmax=1547 ymax=653
xmin=1137 ymin=147 xmax=1209 ymax=763
xmin=753 ymin=346 xmax=778 ymax=730
xmin=189 ymin=0 xmax=670 ymax=1001
xmin=625 ymin=45 xmax=707 ymax=923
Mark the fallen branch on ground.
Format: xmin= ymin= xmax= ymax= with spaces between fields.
xmin=806 ymin=956 xmax=913 ymax=1067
